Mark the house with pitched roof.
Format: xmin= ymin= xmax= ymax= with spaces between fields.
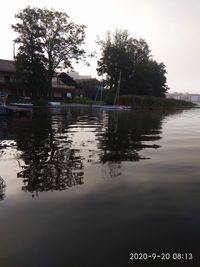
xmin=52 ymin=72 xmax=83 ymax=99
xmin=0 ymin=59 xmax=83 ymax=99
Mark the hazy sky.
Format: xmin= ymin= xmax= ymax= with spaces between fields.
xmin=0 ymin=0 xmax=200 ymax=93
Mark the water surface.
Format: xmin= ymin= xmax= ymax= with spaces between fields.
xmin=0 ymin=107 xmax=200 ymax=266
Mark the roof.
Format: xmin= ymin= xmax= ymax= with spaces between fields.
xmin=0 ymin=59 xmax=16 ymax=73
xmin=57 ymin=72 xmax=80 ymax=88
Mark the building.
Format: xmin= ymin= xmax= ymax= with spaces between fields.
xmin=68 ymin=71 xmax=91 ymax=80
xmin=0 ymin=59 xmax=82 ymax=100
xmin=167 ymin=93 xmax=200 ymax=103
xmin=0 ymin=59 xmax=17 ymax=96
xmin=52 ymin=72 xmax=83 ymax=100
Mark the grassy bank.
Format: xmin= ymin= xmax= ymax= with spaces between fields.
xmin=118 ymin=95 xmax=196 ymax=109
xmin=73 ymin=97 xmax=94 ymax=105
xmin=31 ymin=95 xmax=196 ymax=109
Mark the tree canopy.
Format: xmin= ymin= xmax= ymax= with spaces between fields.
xmin=12 ymin=6 xmax=86 ymax=97
xmin=97 ymin=30 xmax=168 ymax=97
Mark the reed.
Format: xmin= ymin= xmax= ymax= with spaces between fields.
xmin=118 ymin=95 xmax=196 ymax=109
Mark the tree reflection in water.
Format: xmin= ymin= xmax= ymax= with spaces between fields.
xmin=96 ymin=109 xmax=184 ymax=178
xmin=0 ymin=107 xmax=184 ymax=196
xmin=0 ymin=176 xmax=6 ymax=201
xmin=15 ymin=108 xmax=86 ymax=197
xmin=97 ymin=110 xmax=163 ymax=162
xmin=17 ymin=148 xmax=84 ymax=196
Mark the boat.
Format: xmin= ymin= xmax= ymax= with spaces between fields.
xmin=93 ymin=71 xmax=132 ymax=110
xmin=10 ymin=102 xmax=33 ymax=108
xmin=48 ymin=101 xmax=61 ymax=107
xmin=0 ymin=96 xmax=32 ymax=115
xmin=0 ymin=96 xmax=12 ymax=115
xmin=92 ymin=104 xmax=132 ymax=110
xmin=6 ymin=105 xmax=32 ymax=114
xmin=9 ymin=97 xmax=33 ymax=108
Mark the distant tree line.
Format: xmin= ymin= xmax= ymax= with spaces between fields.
xmin=97 ymin=30 xmax=169 ymax=98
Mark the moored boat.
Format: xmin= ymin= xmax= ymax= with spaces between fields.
xmin=9 ymin=97 xmax=33 ymax=108
xmin=9 ymin=103 xmax=33 ymax=108
xmin=92 ymin=104 xmax=132 ymax=110
xmin=48 ymin=101 xmax=61 ymax=107
xmin=0 ymin=95 xmax=12 ymax=115
xmin=6 ymin=105 xmax=32 ymax=114
xmin=93 ymin=71 xmax=132 ymax=111
xmin=0 ymin=96 xmax=32 ymax=115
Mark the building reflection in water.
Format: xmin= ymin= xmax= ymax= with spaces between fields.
xmin=0 ymin=107 xmax=183 ymax=196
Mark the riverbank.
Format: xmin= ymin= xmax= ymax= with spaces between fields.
xmin=31 ymin=95 xmax=196 ymax=109
xmin=118 ymin=95 xmax=196 ymax=109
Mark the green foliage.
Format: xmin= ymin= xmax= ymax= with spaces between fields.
xmin=73 ymin=97 xmax=94 ymax=105
xmin=15 ymin=53 xmax=48 ymax=98
xmin=12 ymin=6 xmax=86 ymax=96
xmin=12 ymin=7 xmax=48 ymax=97
xmin=104 ymin=88 xmax=116 ymax=104
xmin=118 ymin=95 xmax=196 ymax=109
xmin=32 ymin=98 xmax=49 ymax=106
xmin=133 ymin=60 xmax=168 ymax=97
xmin=97 ymin=29 xmax=168 ymax=97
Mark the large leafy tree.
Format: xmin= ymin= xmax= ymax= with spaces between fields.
xmin=37 ymin=8 xmax=86 ymax=90
xmin=15 ymin=53 xmax=48 ymax=98
xmin=12 ymin=6 xmax=86 ymax=96
xmin=133 ymin=60 xmax=168 ymax=97
xmin=12 ymin=7 xmax=47 ymax=97
xmin=97 ymin=30 xmax=168 ymax=97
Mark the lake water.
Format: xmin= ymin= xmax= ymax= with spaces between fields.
xmin=0 ymin=107 xmax=200 ymax=267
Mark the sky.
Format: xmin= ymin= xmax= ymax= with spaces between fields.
xmin=1 ymin=0 xmax=200 ymax=93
